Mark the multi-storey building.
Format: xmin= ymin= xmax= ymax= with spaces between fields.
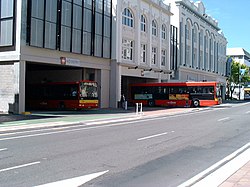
xmin=227 ymin=48 xmax=250 ymax=67
xmin=110 ymin=0 xmax=173 ymax=107
xmin=169 ymin=0 xmax=228 ymax=84
xmin=0 ymin=0 xmax=112 ymax=113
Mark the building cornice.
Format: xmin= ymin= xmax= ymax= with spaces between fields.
xmin=143 ymin=0 xmax=174 ymax=16
xmin=175 ymin=0 xmax=220 ymax=31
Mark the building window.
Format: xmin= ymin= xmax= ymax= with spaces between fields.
xmin=0 ymin=0 xmax=14 ymax=47
xmin=30 ymin=0 xmax=44 ymax=47
xmin=141 ymin=44 xmax=146 ymax=63
xmin=141 ymin=14 xmax=146 ymax=32
xmin=122 ymin=39 xmax=133 ymax=60
xmin=152 ymin=20 xmax=157 ymax=36
xmin=161 ymin=49 xmax=166 ymax=66
xmin=185 ymin=22 xmax=191 ymax=40
xmin=122 ymin=8 xmax=133 ymax=27
xmin=193 ymin=27 xmax=197 ymax=43
xmin=152 ymin=47 xmax=157 ymax=64
xmin=28 ymin=0 xmax=112 ymax=59
xmin=60 ymin=0 xmax=72 ymax=52
xmin=72 ymin=1 xmax=82 ymax=53
xmin=186 ymin=45 xmax=190 ymax=66
xmin=83 ymin=6 xmax=92 ymax=55
xmin=94 ymin=10 xmax=103 ymax=57
xmin=162 ymin=24 xmax=166 ymax=40
xmin=44 ymin=0 xmax=57 ymax=49
xmin=200 ymin=30 xmax=204 ymax=45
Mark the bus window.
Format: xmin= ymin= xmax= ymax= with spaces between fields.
xmin=80 ymin=82 xmax=98 ymax=99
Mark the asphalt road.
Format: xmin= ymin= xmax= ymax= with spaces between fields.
xmin=0 ymin=102 xmax=250 ymax=187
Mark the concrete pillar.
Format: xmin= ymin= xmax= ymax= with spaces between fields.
xmin=97 ymin=68 xmax=110 ymax=108
xmin=18 ymin=61 xmax=26 ymax=113
xmin=110 ymin=60 xmax=121 ymax=108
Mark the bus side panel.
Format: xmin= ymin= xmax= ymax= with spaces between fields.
xmin=28 ymin=100 xmax=98 ymax=110
xmin=130 ymin=100 xmax=149 ymax=106
xmin=199 ymin=100 xmax=219 ymax=107
xmin=156 ymin=100 xmax=190 ymax=107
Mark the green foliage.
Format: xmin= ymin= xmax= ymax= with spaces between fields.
xmin=228 ymin=59 xmax=250 ymax=85
xmin=226 ymin=57 xmax=250 ymax=99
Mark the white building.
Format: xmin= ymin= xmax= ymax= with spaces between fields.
xmin=227 ymin=48 xmax=250 ymax=67
xmin=169 ymin=0 xmax=228 ymax=84
xmin=110 ymin=0 xmax=173 ymax=107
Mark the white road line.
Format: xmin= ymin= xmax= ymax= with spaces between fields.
xmin=218 ymin=117 xmax=230 ymax=122
xmin=35 ymin=170 xmax=109 ymax=187
xmin=0 ymin=108 xmax=233 ymax=142
xmin=0 ymin=161 xmax=40 ymax=172
xmin=246 ymin=111 xmax=250 ymax=114
xmin=0 ymin=148 xmax=7 ymax=152
xmin=232 ymin=102 xmax=250 ymax=107
xmin=137 ymin=131 xmax=175 ymax=141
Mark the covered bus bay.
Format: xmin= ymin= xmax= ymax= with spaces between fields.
xmin=121 ymin=76 xmax=160 ymax=107
xmin=0 ymin=55 xmax=110 ymax=114
xmin=25 ymin=62 xmax=97 ymax=111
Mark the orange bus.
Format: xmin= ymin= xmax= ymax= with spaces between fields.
xmin=26 ymin=80 xmax=98 ymax=110
xmin=129 ymin=82 xmax=222 ymax=107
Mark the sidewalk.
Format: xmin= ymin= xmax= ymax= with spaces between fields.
xmin=219 ymin=161 xmax=250 ymax=187
xmin=0 ymin=107 xmax=197 ymax=132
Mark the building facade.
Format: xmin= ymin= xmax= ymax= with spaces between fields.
xmin=169 ymin=0 xmax=228 ymax=84
xmin=110 ymin=0 xmax=173 ymax=107
xmin=227 ymin=48 xmax=250 ymax=67
xmin=0 ymin=0 xmax=113 ymax=113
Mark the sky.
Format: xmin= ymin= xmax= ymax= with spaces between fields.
xmin=202 ymin=0 xmax=250 ymax=52
xmin=201 ymin=0 xmax=250 ymax=52
xmin=167 ymin=0 xmax=250 ymax=52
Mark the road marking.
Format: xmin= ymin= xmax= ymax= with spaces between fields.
xmin=246 ymin=111 xmax=250 ymax=114
xmin=218 ymin=117 xmax=230 ymax=122
xmin=35 ymin=170 xmax=109 ymax=187
xmin=178 ymin=142 xmax=250 ymax=187
xmin=0 ymin=161 xmax=40 ymax=172
xmin=0 ymin=107 xmax=237 ymax=142
xmin=0 ymin=122 xmax=27 ymax=127
xmin=232 ymin=102 xmax=250 ymax=107
xmin=0 ymin=148 xmax=7 ymax=152
xmin=137 ymin=131 xmax=175 ymax=141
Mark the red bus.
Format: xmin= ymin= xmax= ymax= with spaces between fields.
xmin=26 ymin=80 xmax=98 ymax=110
xmin=129 ymin=82 xmax=222 ymax=107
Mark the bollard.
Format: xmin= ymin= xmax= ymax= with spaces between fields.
xmin=139 ymin=103 xmax=143 ymax=114
xmin=125 ymin=101 xmax=127 ymax=110
xmin=135 ymin=103 xmax=143 ymax=115
xmin=135 ymin=103 xmax=139 ymax=115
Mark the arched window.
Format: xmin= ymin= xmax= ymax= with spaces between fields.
xmin=122 ymin=8 xmax=133 ymax=27
xmin=185 ymin=22 xmax=191 ymax=40
xmin=141 ymin=15 xmax=146 ymax=32
xmin=162 ymin=24 xmax=167 ymax=39
xmin=152 ymin=20 xmax=157 ymax=36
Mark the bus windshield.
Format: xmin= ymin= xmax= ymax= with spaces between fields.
xmin=80 ymin=82 xmax=98 ymax=99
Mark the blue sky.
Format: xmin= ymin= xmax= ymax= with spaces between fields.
xmin=201 ymin=0 xmax=250 ymax=52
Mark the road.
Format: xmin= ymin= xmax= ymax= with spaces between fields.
xmin=0 ymin=102 xmax=250 ymax=187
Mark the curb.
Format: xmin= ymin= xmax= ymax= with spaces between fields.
xmin=178 ymin=143 xmax=250 ymax=187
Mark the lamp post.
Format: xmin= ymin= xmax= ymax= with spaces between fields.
xmin=239 ymin=65 xmax=240 ymax=100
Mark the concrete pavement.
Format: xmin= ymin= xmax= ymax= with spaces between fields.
xmin=0 ymin=104 xmax=250 ymax=187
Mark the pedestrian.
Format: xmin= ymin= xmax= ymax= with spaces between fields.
xmin=120 ymin=94 xmax=125 ymax=108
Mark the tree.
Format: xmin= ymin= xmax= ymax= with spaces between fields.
xmin=227 ymin=58 xmax=250 ymax=99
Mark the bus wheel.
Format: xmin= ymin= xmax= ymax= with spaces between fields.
xmin=192 ymin=99 xmax=200 ymax=107
xmin=148 ymin=100 xmax=155 ymax=107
